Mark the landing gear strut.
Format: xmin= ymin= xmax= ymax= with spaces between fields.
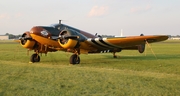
xmin=30 ymin=53 xmax=40 ymax=63
xmin=69 ymin=54 xmax=80 ymax=64
xmin=113 ymin=51 xmax=117 ymax=58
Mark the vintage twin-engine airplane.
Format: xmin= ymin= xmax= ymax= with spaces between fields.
xmin=18 ymin=20 xmax=168 ymax=64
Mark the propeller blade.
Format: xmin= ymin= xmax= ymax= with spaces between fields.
xmin=19 ymin=37 xmax=32 ymax=40
xmin=14 ymin=39 xmax=21 ymax=43
xmin=64 ymin=35 xmax=79 ymax=39
xmin=59 ymin=35 xmax=79 ymax=39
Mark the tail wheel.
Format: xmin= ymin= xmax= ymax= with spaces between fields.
xmin=30 ymin=53 xmax=40 ymax=63
xmin=70 ymin=54 xmax=80 ymax=64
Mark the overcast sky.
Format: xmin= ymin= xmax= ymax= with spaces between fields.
xmin=0 ymin=0 xmax=179 ymax=36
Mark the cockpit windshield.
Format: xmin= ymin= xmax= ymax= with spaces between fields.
xmin=42 ymin=26 xmax=60 ymax=36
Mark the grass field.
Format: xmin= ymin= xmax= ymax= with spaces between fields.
xmin=0 ymin=40 xmax=180 ymax=96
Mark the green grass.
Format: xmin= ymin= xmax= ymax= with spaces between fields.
xmin=0 ymin=40 xmax=180 ymax=96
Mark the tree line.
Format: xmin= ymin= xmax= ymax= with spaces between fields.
xmin=5 ymin=33 xmax=21 ymax=39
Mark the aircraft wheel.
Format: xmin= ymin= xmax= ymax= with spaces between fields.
xmin=69 ymin=54 xmax=80 ymax=64
xmin=30 ymin=53 xmax=40 ymax=63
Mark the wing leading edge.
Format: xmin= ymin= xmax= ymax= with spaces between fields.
xmin=85 ymin=35 xmax=168 ymax=50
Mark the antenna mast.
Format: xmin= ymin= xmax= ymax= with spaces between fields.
xmin=59 ymin=20 xmax=61 ymax=25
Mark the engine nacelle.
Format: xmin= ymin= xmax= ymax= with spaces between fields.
xmin=21 ymin=40 xmax=35 ymax=49
xmin=20 ymin=32 xmax=36 ymax=49
xmin=58 ymin=39 xmax=78 ymax=49
xmin=58 ymin=29 xmax=79 ymax=49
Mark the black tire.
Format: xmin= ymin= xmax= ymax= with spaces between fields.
xmin=30 ymin=54 xmax=40 ymax=63
xmin=138 ymin=44 xmax=145 ymax=53
xmin=138 ymin=34 xmax=145 ymax=53
xmin=69 ymin=54 xmax=80 ymax=64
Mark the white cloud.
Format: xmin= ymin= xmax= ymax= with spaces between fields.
xmin=130 ymin=5 xmax=152 ymax=14
xmin=0 ymin=13 xmax=10 ymax=20
xmin=145 ymin=5 xmax=152 ymax=10
xmin=0 ymin=13 xmax=23 ymax=20
xmin=14 ymin=13 xmax=23 ymax=18
xmin=88 ymin=6 xmax=109 ymax=17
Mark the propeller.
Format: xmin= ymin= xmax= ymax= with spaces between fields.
xmin=58 ymin=30 xmax=79 ymax=44
xmin=19 ymin=36 xmax=32 ymax=41
xmin=19 ymin=34 xmax=32 ymax=45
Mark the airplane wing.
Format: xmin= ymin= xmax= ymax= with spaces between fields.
xmin=85 ymin=35 xmax=168 ymax=49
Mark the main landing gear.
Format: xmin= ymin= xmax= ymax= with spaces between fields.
xmin=69 ymin=54 xmax=80 ymax=64
xmin=112 ymin=49 xmax=121 ymax=58
xmin=113 ymin=52 xmax=117 ymax=58
xmin=30 ymin=53 xmax=40 ymax=63
xmin=69 ymin=49 xmax=80 ymax=64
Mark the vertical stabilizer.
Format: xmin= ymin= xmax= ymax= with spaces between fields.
xmin=120 ymin=29 xmax=123 ymax=37
xmin=115 ymin=29 xmax=124 ymax=37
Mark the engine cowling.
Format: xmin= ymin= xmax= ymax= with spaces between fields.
xmin=20 ymin=32 xmax=36 ymax=49
xmin=58 ymin=29 xmax=79 ymax=49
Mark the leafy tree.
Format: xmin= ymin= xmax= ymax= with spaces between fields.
xmin=4 ymin=33 xmax=21 ymax=39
